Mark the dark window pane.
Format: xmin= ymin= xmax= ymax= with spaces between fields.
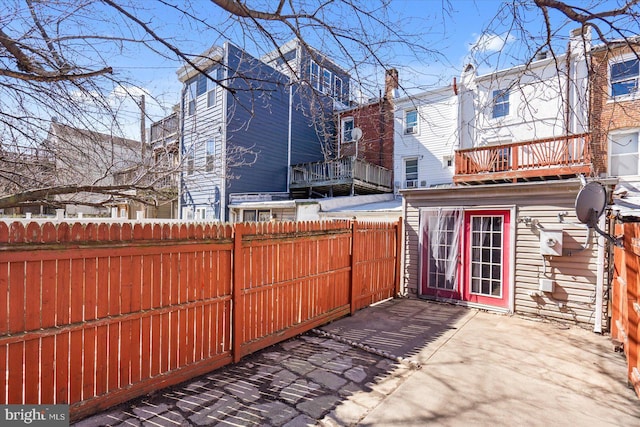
xmin=196 ymin=73 xmax=207 ymax=96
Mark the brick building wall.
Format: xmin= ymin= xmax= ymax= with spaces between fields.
xmin=335 ymin=69 xmax=397 ymax=172
xmin=590 ymin=43 xmax=640 ymax=177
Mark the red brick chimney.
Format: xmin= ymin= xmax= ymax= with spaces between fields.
xmin=384 ymin=68 xmax=399 ymax=102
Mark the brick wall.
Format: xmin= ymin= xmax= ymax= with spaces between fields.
xmin=590 ymin=44 xmax=640 ymax=176
xmin=338 ymin=100 xmax=394 ymax=171
xmin=336 ymin=69 xmax=397 ymax=174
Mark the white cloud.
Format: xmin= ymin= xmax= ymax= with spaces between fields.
xmin=470 ymin=33 xmax=515 ymax=53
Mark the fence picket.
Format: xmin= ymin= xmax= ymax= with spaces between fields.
xmin=25 ymin=339 xmax=39 ymax=403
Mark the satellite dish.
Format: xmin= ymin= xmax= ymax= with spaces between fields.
xmin=575 ymin=181 xmax=607 ymax=227
xmin=352 ymin=127 xmax=363 ymax=142
xmin=574 ymin=181 xmax=622 ymax=247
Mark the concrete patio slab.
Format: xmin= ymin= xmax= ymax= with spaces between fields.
xmin=333 ymin=301 xmax=640 ymax=427
xmin=73 ymin=299 xmax=640 ymax=426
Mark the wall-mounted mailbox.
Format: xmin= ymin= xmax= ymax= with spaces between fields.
xmin=539 ymin=229 xmax=563 ymax=256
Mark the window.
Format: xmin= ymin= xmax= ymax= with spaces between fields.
xmin=611 ymin=58 xmax=639 ymax=97
xmin=182 ymin=207 xmax=194 ymax=220
xmin=186 ymin=151 xmax=194 ymax=175
xmin=405 ymin=158 xmax=418 ymax=187
xmin=470 ymin=215 xmax=503 ymax=297
xmin=242 ymin=209 xmax=272 ymax=222
xmin=195 ymin=207 xmax=206 ymax=220
xmin=492 ymin=90 xmax=509 ymax=118
xmin=342 ymin=117 xmax=354 ymax=142
xmin=335 ymin=76 xmax=343 ymax=102
xmin=186 ymin=81 xmax=197 ymax=116
xmin=206 ymin=71 xmax=217 ymax=108
xmin=206 ymin=138 xmax=216 ymax=172
xmin=610 ymin=132 xmax=639 ymax=176
xmin=322 ymin=69 xmax=332 ymax=94
xmin=196 ymin=74 xmax=207 ymax=97
xmin=309 ymin=60 xmax=320 ymax=91
xmin=405 ymin=109 xmax=418 ymax=134
xmin=424 ymin=209 xmax=463 ymax=291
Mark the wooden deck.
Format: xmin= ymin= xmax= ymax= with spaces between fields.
xmin=454 ymin=133 xmax=592 ymax=185
xmin=290 ymin=156 xmax=393 ymax=197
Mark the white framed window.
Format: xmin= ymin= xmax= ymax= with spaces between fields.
xmin=309 ymin=60 xmax=320 ymax=91
xmin=492 ymin=90 xmax=509 ymax=118
xmin=206 ymin=138 xmax=216 ymax=172
xmin=182 ymin=207 xmax=194 ymax=220
xmin=610 ymin=58 xmax=639 ymax=97
xmin=186 ymin=80 xmax=197 ymax=116
xmin=206 ymin=73 xmax=217 ymax=108
xmin=405 ymin=109 xmax=418 ymax=134
xmin=341 ymin=117 xmax=354 ymax=143
xmin=322 ymin=69 xmax=332 ymax=94
xmin=405 ymin=157 xmax=418 ymax=187
xmin=335 ymin=76 xmax=343 ymax=102
xmin=186 ymin=150 xmax=194 ymax=175
xmin=609 ymin=131 xmax=639 ymax=176
xmin=196 ymin=74 xmax=207 ymax=97
xmin=195 ymin=207 xmax=206 ymax=220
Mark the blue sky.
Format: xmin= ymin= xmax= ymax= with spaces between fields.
xmin=102 ymin=0 xmax=631 ymax=139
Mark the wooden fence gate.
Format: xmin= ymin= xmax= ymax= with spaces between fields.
xmin=0 ymin=219 xmax=401 ymax=420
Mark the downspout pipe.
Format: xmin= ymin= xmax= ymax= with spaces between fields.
xmin=594 ymin=213 xmax=605 ymax=333
xmin=565 ymin=40 xmax=572 ymax=135
xmin=287 ymin=84 xmax=293 ymax=193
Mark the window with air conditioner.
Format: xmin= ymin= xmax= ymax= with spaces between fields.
xmin=405 ymin=158 xmax=418 ymax=188
xmin=405 ymin=109 xmax=418 ymax=134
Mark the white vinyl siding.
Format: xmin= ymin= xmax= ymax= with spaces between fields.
xmin=471 ymin=59 xmax=580 ymax=147
xmin=394 ymin=89 xmax=458 ymax=188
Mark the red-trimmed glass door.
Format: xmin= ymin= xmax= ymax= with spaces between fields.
xmin=462 ymin=210 xmax=511 ymax=309
xmin=419 ymin=208 xmax=463 ymax=300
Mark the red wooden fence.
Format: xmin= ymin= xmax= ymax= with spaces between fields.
xmin=612 ymin=222 xmax=640 ymax=399
xmin=0 ymin=219 xmax=401 ymax=420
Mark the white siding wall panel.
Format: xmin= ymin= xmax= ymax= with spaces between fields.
xmin=514 ymin=204 xmax=603 ymax=325
xmin=394 ymin=89 xmax=458 ymax=189
xmin=473 ymin=61 xmax=569 ymax=145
